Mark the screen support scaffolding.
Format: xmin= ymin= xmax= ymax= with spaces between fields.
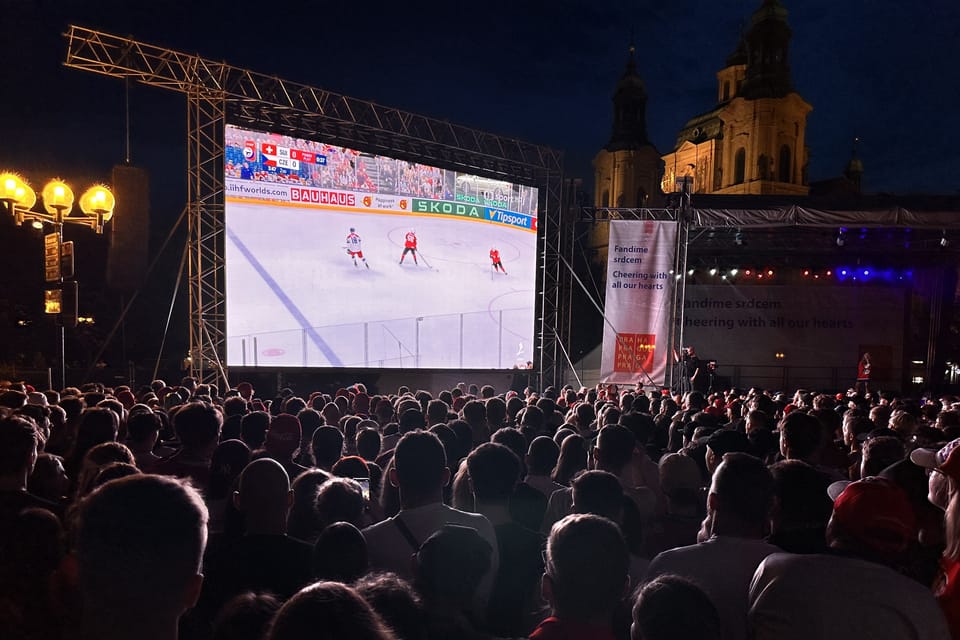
xmin=64 ymin=25 xmax=564 ymax=387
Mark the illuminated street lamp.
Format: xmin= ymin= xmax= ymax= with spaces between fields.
xmin=1 ymin=171 xmax=116 ymax=389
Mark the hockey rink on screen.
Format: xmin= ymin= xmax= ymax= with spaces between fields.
xmin=224 ymin=201 xmax=537 ymax=369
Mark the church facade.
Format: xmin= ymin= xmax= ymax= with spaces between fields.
xmin=593 ymin=0 xmax=812 ymax=205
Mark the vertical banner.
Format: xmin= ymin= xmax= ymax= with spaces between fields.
xmin=600 ymin=220 xmax=678 ymax=386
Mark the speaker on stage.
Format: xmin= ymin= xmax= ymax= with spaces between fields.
xmin=106 ymin=165 xmax=150 ymax=292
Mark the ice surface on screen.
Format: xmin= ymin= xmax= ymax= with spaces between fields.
xmin=224 ymin=124 xmax=539 ymax=369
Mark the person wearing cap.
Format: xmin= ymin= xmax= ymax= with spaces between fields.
xmin=705 ymin=429 xmax=750 ymax=476
xmin=748 ymin=477 xmax=948 ymax=640
xmin=913 ymin=438 xmax=960 ymax=639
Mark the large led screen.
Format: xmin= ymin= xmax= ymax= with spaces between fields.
xmin=224 ymin=124 xmax=539 ymax=369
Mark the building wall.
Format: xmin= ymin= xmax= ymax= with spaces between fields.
xmin=593 ymin=146 xmax=664 ymax=208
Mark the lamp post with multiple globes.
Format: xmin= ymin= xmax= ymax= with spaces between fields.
xmin=0 ymin=172 xmax=116 ymax=389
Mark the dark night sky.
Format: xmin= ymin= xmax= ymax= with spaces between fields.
xmin=3 ymin=0 xmax=960 ymax=221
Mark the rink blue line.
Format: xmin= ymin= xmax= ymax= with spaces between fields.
xmin=227 ymin=228 xmax=343 ymax=366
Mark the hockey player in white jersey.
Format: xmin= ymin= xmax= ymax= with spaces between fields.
xmin=345 ymin=227 xmax=369 ymax=268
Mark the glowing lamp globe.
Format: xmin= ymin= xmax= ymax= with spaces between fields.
xmin=79 ymin=185 xmax=116 ymax=222
xmin=42 ymin=179 xmax=74 ymax=215
xmin=0 ymin=172 xmax=21 ymax=201
xmin=15 ymin=182 xmax=37 ymax=211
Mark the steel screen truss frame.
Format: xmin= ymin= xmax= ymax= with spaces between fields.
xmin=64 ymin=25 xmax=564 ymax=386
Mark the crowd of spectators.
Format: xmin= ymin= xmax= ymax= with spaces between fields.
xmin=1 ymin=377 xmax=959 ymax=639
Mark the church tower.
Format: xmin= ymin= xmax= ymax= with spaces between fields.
xmin=592 ymin=46 xmax=663 ymax=209
xmin=660 ymin=0 xmax=812 ymax=196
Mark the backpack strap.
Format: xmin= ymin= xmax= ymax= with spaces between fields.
xmin=393 ymin=515 xmax=420 ymax=551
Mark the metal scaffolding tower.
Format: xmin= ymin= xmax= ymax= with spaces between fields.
xmin=63 ymin=25 xmax=564 ymax=387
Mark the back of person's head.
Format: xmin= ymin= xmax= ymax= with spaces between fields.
xmin=415 ymin=524 xmax=492 ymax=607
xmin=92 ymin=462 xmax=141 ymax=489
xmin=357 ymin=427 xmax=382 ymax=461
xmin=572 ymin=470 xmax=624 ymax=521
xmin=527 ymin=435 xmax=560 ymax=476
xmin=596 ymin=424 xmax=636 ymax=472
xmin=312 ymin=426 xmax=345 ymax=470
xmin=490 ymin=427 xmax=527 ymax=461
xmin=710 ymin=453 xmax=774 ymax=528
xmin=460 ymin=399 xmax=487 ymax=426
xmin=768 ymin=460 xmax=833 ymax=552
xmin=631 ymin=575 xmax=721 ymax=640
xmin=266 ymin=414 xmax=302 ymax=458
xmin=174 ymin=402 xmax=222 ymax=450
xmin=76 ymin=475 xmax=208 ymax=613
xmin=393 ymin=430 xmax=447 ymax=497
xmin=222 ymin=396 xmax=249 ymax=418
xmin=0 ymin=389 xmax=28 ymax=409
xmin=353 ymin=573 xmax=426 ymax=640
xmin=209 ymin=439 xmax=252 ymax=498
xmin=241 ymin=411 xmax=271 ymax=450
xmin=268 ymin=581 xmax=396 ymax=640
xmin=0 ymin=414 xmax=41 ymax=477
xmin=316 ymin=477 xmax=365 ymax=530
xmin=485 ymin=396 xmax=507 ymax=428
xmin=553 ymin=434 xmax=588 ymax=485
xmin=213 ymin=592 xmax=282 ymax=640
xmin=658 ymin=452 xmax=703 ymax=506
xmin=332 ymin=455 xmax=370 ymax=480
xmin=76 ymin=442 xmax=136 ymax=497
xmin=544 ymin=514 xmax=628 ymax=623
xmin=297 ymin=408 xmax=323 ymax=442
xmin=398 ymin=408 xmax=426 ymax=433
xmin=74 ymin=407 xmax=119 ymax=452
xmin=519 ymin=404 xmax=544 ymax=431
xmin=6 ymin=507 xmax=65 ymax=601
xmin=780 ymin=411 xmax=821 ymax=460
xmin=126 ymin=411 xmax=161 ymax=443
xmin=466 ymin=442 xmax=520 ymax=504
xmin=425 ymin=399 xmax=449 ymax=425
xmin=236 ymin=458 xmax=291 ymax=520
xmin=312 ymin=521 xmax=368 ymax=582
xmin=861 ymin=435 xmax=906 ymax=477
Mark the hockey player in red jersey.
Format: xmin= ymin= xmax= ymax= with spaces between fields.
xmin=490 ymin=247 xmax=507 ymax=274
xmin=400 ymin=229 xmax=418 ymax=265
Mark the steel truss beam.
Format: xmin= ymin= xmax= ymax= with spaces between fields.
xmin=64 ymin=25 xmax=564 ymax=386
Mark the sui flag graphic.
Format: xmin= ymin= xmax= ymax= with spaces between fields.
xmin=600 ymin=220 xmax=678 ymax=385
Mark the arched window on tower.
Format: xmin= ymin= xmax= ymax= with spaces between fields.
xmin=602 ymin=190 xmax=610 ymax=207
xmin=758 ymin=155 xmax=770 ymax=180
xmin=734 ymin=148 xmax=746 ymax=184
xmin=723 ymin=81 xmax=730 ymax=101
xmin=779 ymin=145 xmax=792 ymax=183
xmin=617 ymin=193 xmax=626 ymax=207
xmin=637 ymin=188 xmax=647 ymax=206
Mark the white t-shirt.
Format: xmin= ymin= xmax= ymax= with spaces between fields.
xmin=362 ymin=502 xmax=499 ymax=611
xmin=749 ymin=552 xmax=949 ymax=640
xmin=643 ymin=536 xmax=780 ymax=640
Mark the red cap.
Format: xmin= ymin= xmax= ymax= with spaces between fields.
xmin=831 ymin=477 xmax=916 ymax=555
xmin=266 ymin=413 xmax=302 ymax=454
